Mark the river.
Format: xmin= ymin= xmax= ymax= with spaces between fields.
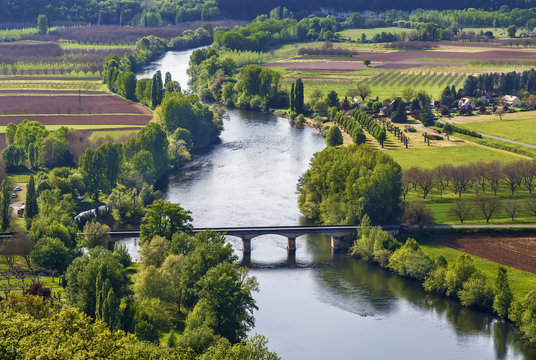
xmin=129 ymin=50 xmax=536 ymax=359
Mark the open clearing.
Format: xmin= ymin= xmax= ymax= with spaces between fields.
xmin=457 ymin=117 xmax=536 ymax=146
xmin=437 ymin=233 xmax=536 ymax=274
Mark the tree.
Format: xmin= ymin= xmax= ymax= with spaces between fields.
xmin=186 ymin=263 xmax=258 ymax=343
xmin=390 ymin=99 xmax=407 ymax=123
xmin=458 ymin=271 xmax=494 ymax=309
xmin=31 ymin=237 xmax=72 ymax=273
xmin=494 ymin=267 xmax=513 ymax=318
xmin=298 ymin=144 xmax=402 ymax=225
xmin=294 ymin=78 xmax=304 ymax=114
xmin=82 ymin=220 xmax=111 ymax=248
xmin=445 ymin=253 xmax=476 ymax=297
xmin=503 ymin=161 xmax=523 ymax=195
xmin=140 ymin=200 xmax=193 ymax=243
xmin=24 ymin=175 xmax=38 ymax=226
xmin=180 ymin=231 xmax=236 ymax=308
xmin=388 ymin=238 xmax=433 ymax=280
xmin=38 ymin=136 xmax=71 ymax=169
xmin=1 ymin=179 xmax=11 ymax=231
xmin=355 ymin=83 xmax=371 ymax=101
xmin=325 ymin=126 xmax=343 ymax=146
xmin=403 ymin=201 xmax=434 ymax=231
xmin=448 ymin=199 xmax=473 ymax=224
xmin=474 ymin=195 xmax=501 ymax=223
xmin=504 ymin=200 xmax=521 ymax=221
xmin=443 ymin=123 xmax=453 ymax=140
xmin=414 ymin=168 xmax=435 ymax=199
xmin=151 ymin=70 xmax=164 ymax=107
xmin=65 ymin=248 xmax=125 ymax=319
xmin=115 ymin=71 xmax=137 ymax=100
xmin=363 ymin=59 xmax=371 ymax=67
xmin=507 ymin=25 xmax=517 ymax=38
xmin=326 ymin=90 xmax=339 ymax=108
xmin=37 ymin=14 xmax=48 ymax=35
xmin=140 ymin=235 xmax=169 ymax=268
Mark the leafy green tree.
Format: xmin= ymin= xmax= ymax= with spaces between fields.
xmin=82 ymin=220 xmax=111 ymax=248
xmin=160 ymin=92 xmax=221 ymax=148
xmin=140 ymin=200 xmax=193 ymax=243
xmin=186 ymin=263 xmax=258 ymax=343
xmin=388 ymin=238 xmax=434 ymax=280
xmin=294 ymin=78 xmax=304 ymax=114
xmin=363 ymin=59 xmax=371 ymax=67
xmin=391 ymin=99 xmax=407 ymax=123
xmin=5 ymin=123 xmax=16 ymax=145
xmin=31 ymin=237 xmax=72 ymax=272
xmin=445 ymin=254 xmax=476 ymax=297
xmin=325 ymin=126 xmax=343 ymax=146
xmin=135 ymin=78 xmax=153 ymax=106
xmin=527 ymin=19 xmax=536 ymax=32
xmin=326 ymin=90 xmax=339 ymax=107
xmin=509 ymin=290 xmax=536 ymax=342
xmin=458 ymin=270 xmax=495 ymax=309
xmin=24 ymin=175 xmax=38 ymax=227
xmin=180 ymin=231 xmax=236 ymax=308
xmin=201 ymin=334 xmax=280 ymax=360
xmin=423 ymin=255 xmax=449 ymax=294
xmin=38 ymin=136 xmax=71 ymax=169
xmin=493 ymin=267 xmax=513 ymax=318
xmin=2 ymin=144 xmax=25 ymax=171
xmin=1 ymin=179 xmax=11 ymax=231
xmin=37 ymin=14 xmax=48 ymax=34
xmin=507 ymin=25 xmax=517 ymax=38
xmin=115 ymin=71 xmax=137 ymax=100
xmin=96 ymin=277 xmax=120 ymax=329
xmin=140 ymin=235 xmax=170 ymax=268
xmin=78 ymin=148 xmax=105 ymax=199
xmin=65 ymin=248 xmax=125 ymax=318
xmin=298 ymin=144 xmax=402 ymax=225
xmin=151 ymin=70 xmax=164 ymax=107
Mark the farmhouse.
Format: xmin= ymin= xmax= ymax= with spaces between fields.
xmin=481 ymin=94 xmax=492 ymax=104
xmin=458 ymin=98 xmax=476 ymax=109
xmin=501 ymin=95 xmax=521 ymax=107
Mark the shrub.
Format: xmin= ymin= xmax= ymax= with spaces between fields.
xmin=458 ymin=271 xmax=495 ymax=309
xmin=388 ymin=238 xmax=433 ymax=280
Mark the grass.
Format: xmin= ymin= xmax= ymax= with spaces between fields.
xmin=383 ymin=139 xmax=521 ymax=169
xmin=338 ymin=27 xmax=415 ymax=41
xmin=90 ymin=129 xmax=140 ymax=141
xmin=421 ymin=242 xmax=536 ymax=299
xmin=0 ymin=275 xmax=65 ymax=299
xmin=7 ymin=169 xmax=36 ymax=183
xmin=458 ymin=117 xmax=536 ymax=146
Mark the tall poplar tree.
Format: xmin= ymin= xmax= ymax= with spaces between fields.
xmin=1 ymin=180 xmax=11 ymax=231
xmin=295 ymin=78 xmax=304 ymax=115
xmin=24 ymin=175 xmax=38 ymax=227
xmin=290 ymin=82 xmax=295 ymax=112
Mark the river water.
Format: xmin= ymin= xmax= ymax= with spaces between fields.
xmin=128 ymin=50 xmax=536 ymax=359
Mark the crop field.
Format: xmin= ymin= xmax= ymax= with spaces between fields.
xmin=421 ymin=242 xmax=536 ymax=297
xmin=339 ymin=27 xmax=416 ymax=41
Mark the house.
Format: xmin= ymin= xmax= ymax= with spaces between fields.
xmin=501 ymin=95 xmax=521 ymax=107
xmin=458 ymin=98 xmax=476 ymax=109
xmin=481 ymin=94 xmax=492 ymax=104
xmin=352 ymin=97 xmax=362 ymax=107
xmin=379 ymin=106 xmax=391 ymax=117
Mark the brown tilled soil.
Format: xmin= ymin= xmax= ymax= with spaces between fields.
xmin=265 ymin=43 xmax=536 ymax=71
xmin=0 ymin=94 xmax=151 ymax=115
xmin=437 ymin=233 xmax=536 ymax=274
xmin=0 ymin=89 xmax=109 ymax=95
xmin=0 ymin=76 xmax=100 ymax=80
xmin=0 ymin=114 xmax=150 ymax=126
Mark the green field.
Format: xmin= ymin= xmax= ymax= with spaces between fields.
xmin=90 ymin=129 xmax=140 ymax=140
xmin=338 ymin=27 xmax=415 ymax=41
xmin=459 ymin=117 xmax=536 ymax=146
xmin=421 ymin=242 xmax=536 ymax=298
xmin=384 ymin=142 xmax=521 ymax=169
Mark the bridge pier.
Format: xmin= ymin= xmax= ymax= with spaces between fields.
xmin=331 ymin=236 xmax=343 ymax=251
xmin=287 ymin=237 xmax=296 ymax=252
xmin=242 ymin=237 xmax=252 ymax=253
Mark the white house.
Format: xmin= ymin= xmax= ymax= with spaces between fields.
xmin=501 ymin=95 xmax=521 ymax=107
xmin=458 ymin=98 xmax=476 ymax=109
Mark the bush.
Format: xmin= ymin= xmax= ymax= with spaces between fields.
xmin=388 ymin=238 xmax=433 ymax=280
xmin=458 ymin=271 xmax=495 ymax=309
xmin=445 ymin=254 xmax=476 ymax=297
xmin=325 ymin=126 xmax=343 ymax=146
